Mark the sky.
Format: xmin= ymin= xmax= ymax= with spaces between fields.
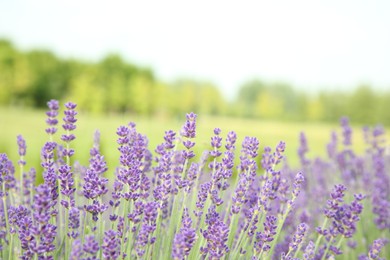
xmin=1 ymin=0 xmax=390 ymax=100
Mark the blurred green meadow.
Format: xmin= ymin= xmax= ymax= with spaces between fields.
xmin=1 ymin=39 xmax=389 ymax=175
xmin=0 ymin=106 xmax=376 ymax=181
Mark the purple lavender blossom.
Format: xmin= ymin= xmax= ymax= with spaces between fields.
xmin=70 ymin=239 xmax=83 ymax=259
xmin=288 ymin=223 xmax=308 ymax=253
xmin=163 ymin=130 xmax=176 ymax=149
xmin=85 ymin=199 xmax=109 ymax=222
xmin=185 ymin=162 xmax=200 ymax=193
xmin=180 ymin=113 xmax=197 ymax=162
xmin=340 ymin=116 xmax=352 ymax=146
xmin=291 ymin=172 xmax=305 ymax=199
xmin=17 ymin=215 xmax=34 ymax=257
xmin=115 ymin=123 xmax=151 ymax=206
xmin=210 ymin=127 xmax=223 ymax=158
xmin=68 ymin=207 xmax=80 ymax=238
xmin=219 ymin=148 xmax=235 ymax=190
xmin=241 ymin=136 xmax=260 ymax=160
xmin=128 ymin=200 xmax=145 ymax=225
xmin=324 ymin=184 xmax=346 ymax=216
xmin=231 ymin=173 xmax=249 ymax=214
xmin=58 ymin=164 xmax=76 ymax=208
xmin=371 ymin=152 xmax=390 ymax=230
xmin=253 ymin=215 xmax=278 ymax=255
xmin=194 ymin=181 xmax=211 ymax=217
xmin=102 ymin=230 xmax=120 ymax=260
xmin=41 ymin=142 xmax=58 ymax=206
xmin=201 ymin=206 xmax=229 ymax=258
xmin=298 ymin=132 xmax=310 ymax=166
xmin=8 ymin=205 xmax=29 ymax=234
xmin=4 ymin=101 xmax=390 ymax=259
xmin=231 ymin=136 xmax=259 ymax=216
xmin=83 ymin=234 xmax=100 ymax=257
xmin=45 ymin=99 xmax=59 ymax=135
xmin=303 ymin=241 xmax=315 ymax=260
xmin=61 ymin=101 xmax=77 ymax=156
xmin=225 ymin=131 xmax=237 ymax=151
xmin=180 ymin=112 xmax=197 ymax=138
xmin=0 ymin=153 xmax=16 ymax=195
xmin=274 ymin=141 xmax=286 ymax=165
xmin=172 ymin=232 xmax=187 ymax=259
xmin=17 ymin=134 xmax=26 ymax=165
xmin=83 ymin=137 xmax=109 ymax=222
xmin=368 ymin=239 xmax=388 ymax=259
xmin=261 ymin=146 xmax=273 ymax=171
xmin=172 ymin=208 xmax=197 ymax=259
xmin=31 ymin=184 xmax=57 ymax=257
xmin=327 ymin=131 xmax=338 ymax=159
xmin=136 ymin=201 xmax=158 ymax=257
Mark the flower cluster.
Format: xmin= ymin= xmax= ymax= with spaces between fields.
xmin=0 ymin=100 xmax=389 ymax=260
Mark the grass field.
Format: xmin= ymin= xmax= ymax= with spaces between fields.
xmin=0 ymin=106 xmax=376 ymax=178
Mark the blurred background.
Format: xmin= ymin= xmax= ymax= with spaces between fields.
xmin=1 ymin=0 xmax=390 ymax=170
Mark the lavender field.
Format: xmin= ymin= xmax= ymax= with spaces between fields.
xmin=0 ymin=100 xmax=389 ymax=259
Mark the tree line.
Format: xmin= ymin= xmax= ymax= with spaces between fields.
xmin=1 ymin=39 xmax=389 ymax=125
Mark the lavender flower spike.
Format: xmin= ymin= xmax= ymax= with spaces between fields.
xmin=201 ymin=206 xmax=229 ymax=258
xmin=180 ymin=112 xmax=197 ymax=138
xmin=172 ymin=208 xmax=197 ymax=259
xmin=46 ymin=99 xmax=59 ymax=136
xmin=102 ymin=230 xmax=120 ymax=259
xmin=17 ymin=135 xmax=26 ymax=163
xmin=286 ymin=223 xmax=308 ymax=256
xmin=253 ymin=215 xmax=278 ymax=257
xmin=62 ymin=101 xmax=78 ymax=145
xmin=368 ymin=239 xmax=388 ymax=259
xmin=70 ymin=239 xmax=83 ymax=260
xmin=83 ymin=235 xmax=100 ymax=258
xmin=17 ymin=134 xmax=28 ymax=202
xmin=0 ymin=153 xmax=16 ymax=195
xmin=340 ymin=116 xmax=352 ymax=146
xmin=303 ymin=241 xmax=315 ymax=260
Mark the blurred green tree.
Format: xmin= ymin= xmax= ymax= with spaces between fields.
xmin=347 ymin=85 xmax=377 ymax=124
xmin=236 ymin=79 xmax=265 ymax=117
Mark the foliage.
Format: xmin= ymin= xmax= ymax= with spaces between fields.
xmin=1 ymin=38 xmax=390 ymax=124
xmin=0 ymin=39 xmax=226 ymax=118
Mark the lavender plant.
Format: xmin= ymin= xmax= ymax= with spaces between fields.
xmin=0 ymin=99 xmax=389 ymax=259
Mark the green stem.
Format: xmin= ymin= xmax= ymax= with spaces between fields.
xmin=258 ymin=248 xmax=265 ymax=260
xmin=99 ymin=220 xmax=105 ymax=260
xmin=226 ymin=213 xmax=239 ymax=256
xmin=81 ymin=211 xmax=88 ymax=244
xmin=152 ymin=209 xmax=163 ymax=260
xmin=337 ymin=236 xmax=344 ymax=248
xmin=2 ymin=183 xmax=9 ymax=259
xmin=190 ymin=194 xmax=212 ymax=259
xmin=35 ymin=223 xmax=43 ymax=260
xmin=314 ymin=218 xmax=329 ymax=254
xmin=293 ymin=242 xmax=304 ymax=258
xmin=176 ymin=192 xmax=188 ymax=232
xmin=188 ymin=162 xmax=206 ymax=219
xmin=121 ymin=199 xmax=133 ymax=258
xmin=64 ymin=210 xmax=69 ymax=260
xmin=174 ymin=157 xmax=190 ymax=233
xmin=8 ymin=233 xmax=13 ymax=260
xmin=165 ymin=192 xmax=182 ymax=257
xmin=321 ymin=237 xmax=334 ymax=260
